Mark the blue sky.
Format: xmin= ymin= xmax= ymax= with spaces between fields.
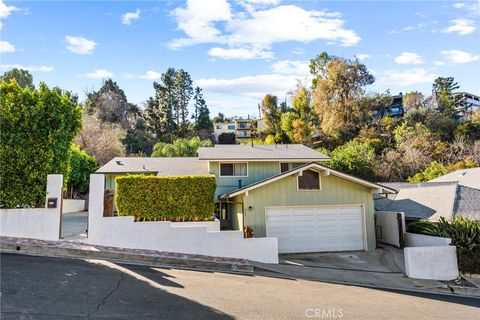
xmin=1 ymin=0 xmax=479 ymax=117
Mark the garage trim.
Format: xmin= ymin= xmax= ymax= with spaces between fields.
xmin=264 ymin=204 xmax=367 ymax=252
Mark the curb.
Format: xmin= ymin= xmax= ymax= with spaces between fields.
xmin=0 ymin=240 xmax=254 ymax=275
xmin=252 ymin=264 xmax=480 ymax=300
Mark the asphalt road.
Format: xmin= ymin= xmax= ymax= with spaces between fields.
xmin=1 ymin=253 xmax=479 ymax=320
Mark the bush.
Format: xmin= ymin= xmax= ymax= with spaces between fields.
xmin=115 ymin=175 xmax=216 ymax=222
xmin=151 ymin=136 xmax=211 ymax=157
xmin=0 ymin=80 xmax=82 ymax=207
xmin=218 ymin=132 xmax=236 ymax=144
xmin=408 ymin=216 xmax=480 ymax=273
xmin=66 ymin=144 xmax=98 ymax=198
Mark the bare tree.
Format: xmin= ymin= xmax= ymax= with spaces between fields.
xmin=76 ymin=113 xmax=126 ymax=165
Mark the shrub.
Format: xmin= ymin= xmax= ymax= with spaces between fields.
xmin=151 ymin=136 xmax=211 ymax=157
xmin=0 ymin=80 xmax=82 ymax=207
xmin=408 ymin=216 xmax=480 ymax=273
xmin=115 ymin=175 xmax=216 ymax=222
xmin=218 ymin=132 xmax=236 ymax=144
xmin=66 ymin=144 xmax=98 ymax=198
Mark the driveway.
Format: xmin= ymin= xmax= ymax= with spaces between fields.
xmin=61 ymin=211 xmax=88 ymax=241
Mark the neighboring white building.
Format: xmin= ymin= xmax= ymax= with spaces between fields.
xmin=213 ymin=118 xmax=253 ymax=143
xmin=454 ymin=92 xmax=480 ymax=115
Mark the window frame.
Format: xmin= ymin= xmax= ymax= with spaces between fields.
xmin=296 ymin=170 xmax=322 ymax=191
xmin=279 ymin=162 xmax=305 ymax=174
xmin=219 ymin=162 xmax=249 ymax=177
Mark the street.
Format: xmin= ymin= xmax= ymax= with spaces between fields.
xmin=1 ymin=253 xmax=479 ymax=320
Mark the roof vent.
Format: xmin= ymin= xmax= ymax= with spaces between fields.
xmin=458 ymin=171 xmax=467 ymax=177
xmin=116 ymin=160 xmax=123 ymax=166
xmin=143 ymin=165 xmax=147 ymax=171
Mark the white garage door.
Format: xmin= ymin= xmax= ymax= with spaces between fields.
xmin=266 ymin=206 xmax=364 ymax=253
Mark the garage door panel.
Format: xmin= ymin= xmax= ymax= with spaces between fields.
xmin=266 ymin=206 xmax=364 ymax=253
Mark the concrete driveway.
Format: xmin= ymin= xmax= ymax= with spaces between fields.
xmin=280 ymin=248 xmax=405 ymax=273
xmin=61 ymin=211 xmax=88 ymax=241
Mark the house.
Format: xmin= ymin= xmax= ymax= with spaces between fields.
xmin=97 ymin=144 xmax=397 ymax=254
xmin=375 ymin=168 xmax=480 ymax=222
xmin=373 ymin=93 xmax=404 ymax=118
xmin=213 ymin=118 xmax=253 ymax=143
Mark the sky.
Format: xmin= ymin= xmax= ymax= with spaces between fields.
xmin=1 ymin=0 xmax=479 ymax=117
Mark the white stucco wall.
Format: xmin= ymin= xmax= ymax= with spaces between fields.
xmin=404 ymin=232 xmax=452 ymax=247
xmin=0 ymin=175 xmax=63 ymax=241
xmin=87 ymin=174 xmax=278 ymax=263
xmin=404 ymin=246 xmax=459 ymax=281
xmin=375 ymin=211 xmax=405 ymax=247
xmin=63 ymin=199 xmax=86 ymax=213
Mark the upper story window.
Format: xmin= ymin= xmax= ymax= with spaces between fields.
xmin=227 ymin=125 xmax=235 ymax=130
xmin=280 ymin=162 xmax=303 ymax=173
xmin=297 ymin=170 xmax=321 ymax=190
xmin=220 ymin=163 xmax=248 ymax=177
xmin=215 ymin=125 xmax=222 ymax=129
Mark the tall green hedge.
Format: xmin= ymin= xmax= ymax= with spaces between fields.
xmin=0 ymin=80 xmax=82 ymax=208
xmin=115 ymin=175 xmax=216 ymax=222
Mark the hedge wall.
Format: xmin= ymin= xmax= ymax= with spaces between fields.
xmin=115 ymin=175 xmax=216 ymax=222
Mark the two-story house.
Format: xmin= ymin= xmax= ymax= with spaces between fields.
xmin=213 ymin=118 xmax=253 ymax=143
xmin=96 ymin=144 xmax=396 ymax=254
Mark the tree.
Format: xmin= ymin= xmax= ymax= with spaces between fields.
xmin=313 ymin=54 xmax=375 ymax=140
xmin=66 ymin=144 xmax=98 ymax=198
xmin=151 ymin=137 xmax=211 ymax=157
xmin=0 ymin=68 xmax=34 ymax=90
xmin=432 ymin=77 xmax=465 ymax=118
xmin=193 ymin=87 xmax=212 ymax=130
xmin=212 ymin=112 xmax=228 ymax=123
xmin=76 ymin=113 xmax=126 ymax=165
xmin=327 ymin=139 xmax=376 ymax=180
xmin=403 ymin=91 xmax=425 ymax=111
xmin=175 ymin=69 xmax=193 ymax=133
xmin=260 ymin=94 xmax=281 ymax=134
xmin=0 ymin=80 xmax=82 ymax=207
xmin=145 ymin=68 xmax=178 ymax=138
xmin=123 ymin=117 xmax=155 ymax=155
xmin=85 ymin=79 xmax=137 ymax=129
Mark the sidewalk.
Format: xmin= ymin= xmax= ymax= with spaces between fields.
xmin=0 ymin=236 xmax=253 ymax=274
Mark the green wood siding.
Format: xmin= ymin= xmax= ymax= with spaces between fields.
xmin=210 ymin=161 xmax=306 ymax=197
xmin=232 ymin=173 xmax=376 ymax=251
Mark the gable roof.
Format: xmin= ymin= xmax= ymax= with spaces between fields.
xmin=96 ymin=157 xmax=209 ymax=176
xmin=429 ymin=167 xmax=480 ymax=189
xmin=198 ymin=144 xmax=330 ymax=161
xmin=374 ymin=182 xmax=458 ymax=220
xmin=219 ymin=162 xmax=396 ymax=199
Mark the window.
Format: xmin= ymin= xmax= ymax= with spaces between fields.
xmin=298 ymin=170 xmax=320 ymax=190
xmin=280 ymin=163 xmax=303 ymax=173
xmin=220 ymin=163 xmax=248 ymax=176
xmin=216 ymin=125 xmax=222 ymax=129
xmin=227 ymin=125 xmax=235 ymax=130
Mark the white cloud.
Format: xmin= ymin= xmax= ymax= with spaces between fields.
xmin=0 ymin=0 xmax=21 ymax=29
xmin=271 ymin=60 xmax=309 ymax=75
xmin=0 ymin=40 xmax=15 ymax=53
xmin=208 ymin=47 xmax=273 ymax=59
xmin=85 ymin=69 xmax=113 ymax=79
xmin=355 ymin=53 xmax=371 ymax=61
xmin=440 ymin=50 xmax=480 ymax=63
xmin=0 ymin=64 xmax=54 ymax=72
xmin=169 ymin=1 xmax=360 ymax=58
xmin=433 ymin=61 xmax=445 ymax=66
xmin=124 ymin=70 xmax=162 ymax=80
xmin=379 ymin=68 xmax=437 ymax=86
xmin=291 ymin=47 xmax=305 ymax=55
xmin=453 ymin=3 xmax=466 ymax=9
xmin=65 ymin=36 xmax=97 ymax=54
xmin=389 ymin=22 xmax=426 ymax=34
xmin=394 ymin=52 xmax=424 ymax=64
xmin=196 ymin=73 xmax=301 ymax=99
xmin=441 ymin=19 xmax=476 ymax=35
xmin=121 ymin=9 xmax=141 ymax=25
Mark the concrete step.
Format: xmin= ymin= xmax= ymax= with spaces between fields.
xmin=0 ymin=236 xmax=254 ymax=274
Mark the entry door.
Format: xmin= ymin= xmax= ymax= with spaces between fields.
xmin=265 ymin=206 xmax=364 ymax=253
